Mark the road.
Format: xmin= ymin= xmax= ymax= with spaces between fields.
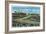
xmin=13 ymin=15 xmax=39 ymax=24
xmin=16 ymin=15 xmax=32 ymax=20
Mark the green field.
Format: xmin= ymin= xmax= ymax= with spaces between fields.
xmin=12 ymin=13 xmax=40 ymax=27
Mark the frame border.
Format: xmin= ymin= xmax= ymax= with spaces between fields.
xmin=5 ymin=1 xmax=45 ymax=34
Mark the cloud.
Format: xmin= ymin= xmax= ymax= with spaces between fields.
xmin=12 ymin=6 xmax=40 ymax=14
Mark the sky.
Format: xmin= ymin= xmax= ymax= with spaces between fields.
xmin=11 ymin=6 xmax=40 ymax=14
